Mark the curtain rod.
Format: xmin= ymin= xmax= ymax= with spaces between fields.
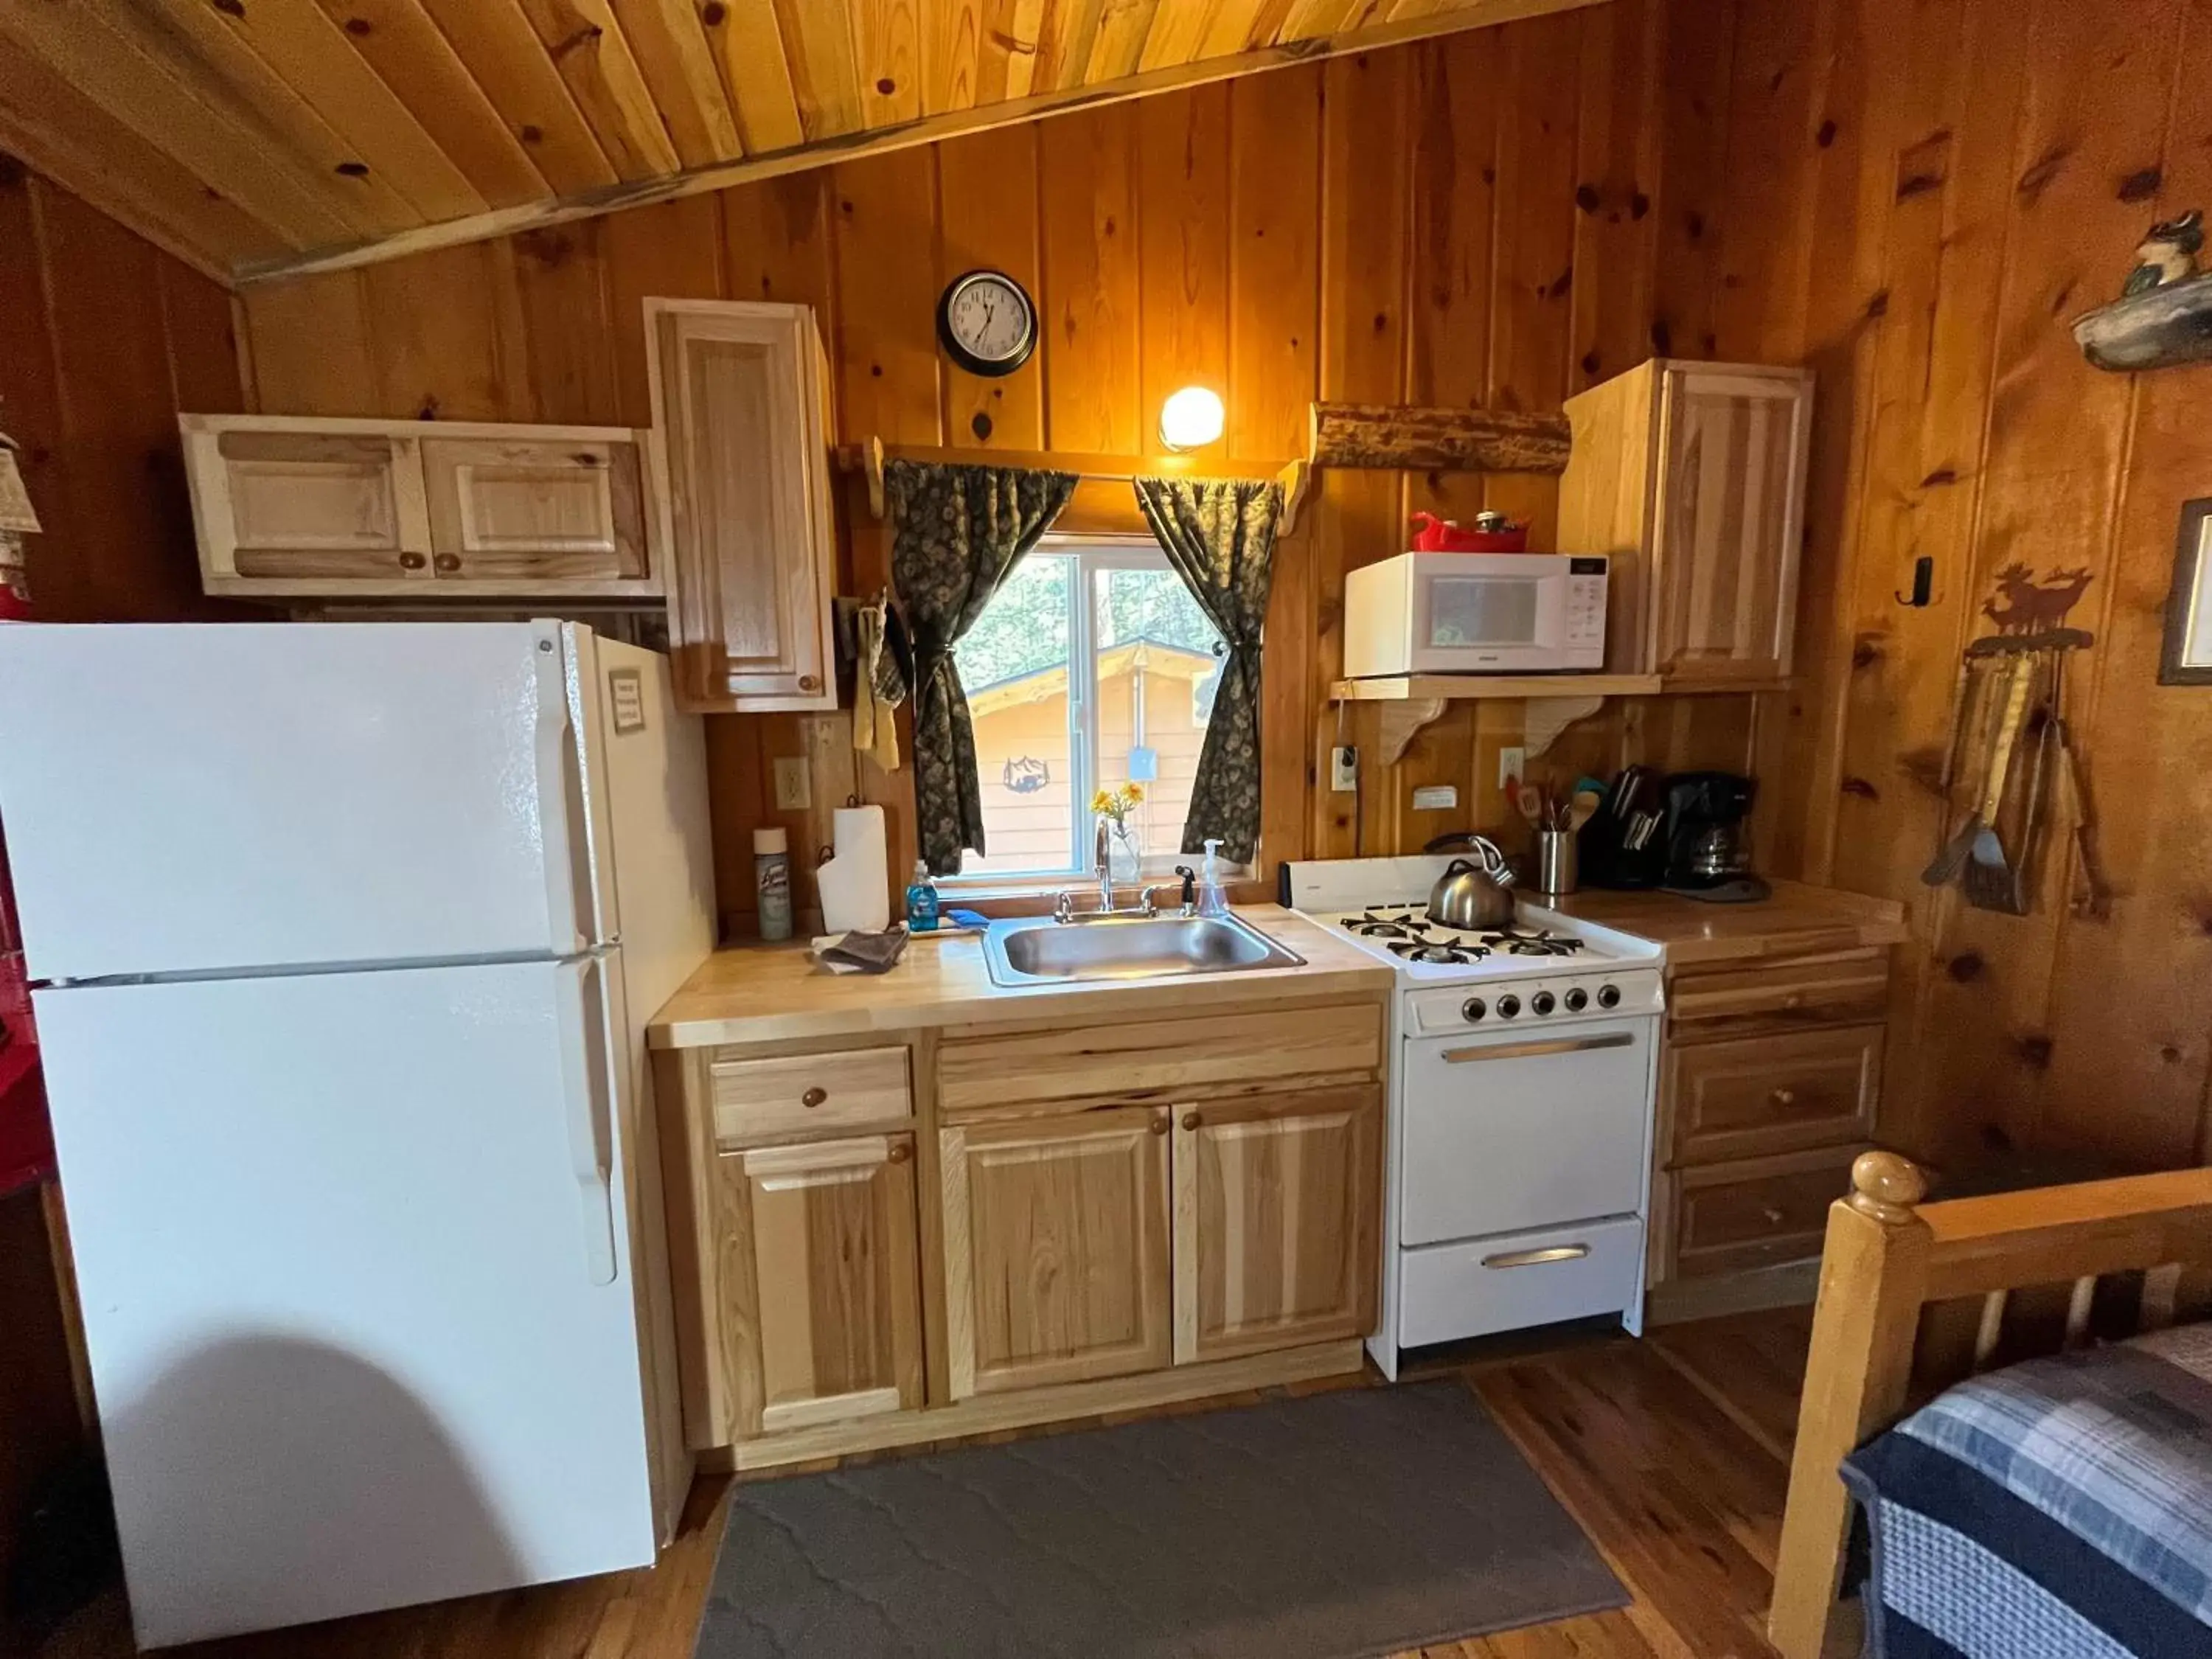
xmin=836 ymin=437 xmax=1312 ymax=535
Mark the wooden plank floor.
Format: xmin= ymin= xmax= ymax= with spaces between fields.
xmin=29 ymin=1310 xmax=1815 ymax=1659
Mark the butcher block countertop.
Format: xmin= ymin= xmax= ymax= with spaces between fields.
xmin=647 ymin=904 xmax=1394 ymax=1049
xmin=1538 ymin=879 xmax=1909 ymax=968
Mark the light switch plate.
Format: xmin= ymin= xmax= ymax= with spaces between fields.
xmin=773 ymin=757 xmax=810 ymax=811
xmin=1411 ymin=783 xmax=1458 ymax=812
xmin=1330 ymin=745 xmax=1358 ymax=793
xmin=1498 ymin=746 xmax=1526 ymax=788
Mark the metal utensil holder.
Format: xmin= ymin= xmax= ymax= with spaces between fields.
xmin=1534 ymin=829 xmax=1579 ymax=897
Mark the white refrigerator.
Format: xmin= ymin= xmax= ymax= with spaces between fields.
xmin=0 ymin=621 xmax=715 ymax=1649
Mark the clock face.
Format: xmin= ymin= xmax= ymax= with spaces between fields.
xmin=937 ymin=270 xmax=1037 ymax=377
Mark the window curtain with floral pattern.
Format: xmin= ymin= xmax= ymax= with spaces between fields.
xmin=1132 ymin=476 xmax=1284 ymax=863
xmin=888 ymin=459 xmax=1077 ymax=876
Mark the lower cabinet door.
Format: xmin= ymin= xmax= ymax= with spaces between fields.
xmin=1172 ymin=1085 xmax=1382 ymax=1364
xmin=940 ymin=1106 xmax=1172 ymax=1399
xmin=722 ymin=1133 xmax=924 ymax=1438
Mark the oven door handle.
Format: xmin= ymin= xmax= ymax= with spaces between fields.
xmin=1482 ymin=1244 xmax=1592 ymax=1270
xmin=1439 ymin=1031 xmax=1638 ymax=1064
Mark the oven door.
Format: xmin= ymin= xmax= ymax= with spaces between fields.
xmin=1399 ymin=1018 xmax=1655 ymax=1246
xmin=1413 ymin=567 xmax=1571 ymax=672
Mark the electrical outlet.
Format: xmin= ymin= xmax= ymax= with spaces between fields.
xmin=1329 ymin=745 xmax=1358 ymax=793
xmin=772 ymin=757 xmax=810 ymax=811
xmin=1498 ymin=746 xmax=1526 ymax=788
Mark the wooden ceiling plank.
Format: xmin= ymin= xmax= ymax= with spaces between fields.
xmin=927 ymin=0 xmax=987 ymax=111
xmin=1280 ymin=0 xmax=1376 ymax=36
xmin=122 ymin=0 xmax=422 ymax=234
xmin=998 ymin=0 xmax=1046 ymax=98
xmin=858 ymin=0 xmax=924 ymax=126
xmin=512 ymin=0 xmax=682 ymax=179
xmin=1032 ymin=0 xmax=1106 ymax=92
xmin=1200 ymin=1 xmax=1276 ymax=58
xmin=0 ymin=34 xmax=276 ymax=280
xmin=161 ymin=0 xmax=490 ymax=222
xmin=309 ymin=0 xmax=552 ymax=204
xmin=1085 ymin=0 xmax=1162 ymax=82
xmin=1136 ymin=0 xmax=1225 ymax=72
xmin=243 ymin=0 xmax=1606 ymax=283
xmin=771 ymin=0 xmax=866 ymax=139
xmin=0 ymin=0 xmax=363 ymax=248
xmin=702 ymin=1 xmax=806 ymax=152
xmin=607 ymin=0 xmax=745 ymax=166
xmin=411 ymin=0 xmax=619 ymax=193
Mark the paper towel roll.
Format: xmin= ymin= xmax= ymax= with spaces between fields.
xmin=817 ymin=804 xmax=891 ymax=933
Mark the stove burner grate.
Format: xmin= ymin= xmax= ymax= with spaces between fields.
xmin=1385 ymin=939 xmax=1492 ymax=965
xmin=1343 ymin=910 xmax=1590 ymax=963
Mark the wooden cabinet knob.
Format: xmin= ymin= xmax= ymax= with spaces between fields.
xmin=434 ymin=553 xmax=462 ymax=573
xmin=887 ymin=1141 xmax=911 ymax=1163
xmin=1760 ymin=1205 xmax=1785 ymax=1225
xmin=798 ymin=674 xmax=820 ymax=692
xmin=1770 ymin=1087 xmax=1797 ymax=1107
xmin=398 ymin=552 xmax=426 ymax=571
xmin=1180 ymin=1111 xmax=1201 ymax=1131
xmin=1150 ymin=1115 xmax=1169 ymax=1135
xmin=800 ymin=1086 xmax=827 ymax=1108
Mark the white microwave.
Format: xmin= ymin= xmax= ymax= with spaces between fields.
xmin=1342 ymin=553 xmax=1609 ymax=677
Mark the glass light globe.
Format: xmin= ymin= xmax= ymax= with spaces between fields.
xmin=1158 ymin=386 xmax=1225 ymax=451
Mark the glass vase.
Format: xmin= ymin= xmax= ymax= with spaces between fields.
xmin=1106 ymin=821 xmax=1142 ymax=887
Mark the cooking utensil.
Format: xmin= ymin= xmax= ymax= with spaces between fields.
xmin=1428 ymin=838 xmax=1517 ymax=929
xmin=1569 ymin=789 xmax=1601 ymax=833
xmin=1961 ymin=656 xmax=2035 ymax=910
xmin=1515 ymin=781 xmax=1544 ymax=827
xmin=1923 ymin=653 xmax=2021 ymax=887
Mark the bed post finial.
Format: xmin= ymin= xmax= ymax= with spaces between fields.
xmin=1848 ymin=1150 xmax=1927 ymax=1224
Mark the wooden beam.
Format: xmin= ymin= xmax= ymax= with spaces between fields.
xmin=1309 ymin=401 xmax=1574 ymax=473
xmin=234 ymin=0 xmax=1607 ymax=286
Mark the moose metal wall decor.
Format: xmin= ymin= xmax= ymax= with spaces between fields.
xmin=1979 ymin=563 xmax=2095 ymax=640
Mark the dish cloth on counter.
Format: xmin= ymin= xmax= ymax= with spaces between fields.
xmin=812 ymin=926 xmax=910 ymax=975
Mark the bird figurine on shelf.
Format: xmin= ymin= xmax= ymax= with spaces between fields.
xmin=2121 ymin=209 xmax=2202 ymax=296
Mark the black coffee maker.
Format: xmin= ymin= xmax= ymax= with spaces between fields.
xmin=1660 ymin=771 xmax=1770 ymax=902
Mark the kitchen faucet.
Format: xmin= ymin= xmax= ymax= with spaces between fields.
xmin=1093 ymin=818 xmax=1116 ymax=914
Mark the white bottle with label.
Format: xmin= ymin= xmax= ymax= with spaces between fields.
xmin=1196 ymin=838 xmax=1231 ymax=919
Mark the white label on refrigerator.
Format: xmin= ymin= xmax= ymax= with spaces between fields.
xmin=607 ymin=668 xmax=646 ymax=734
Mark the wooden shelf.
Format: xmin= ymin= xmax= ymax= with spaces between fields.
xmin=1332 ymin=673 xmax=1663 ymax=702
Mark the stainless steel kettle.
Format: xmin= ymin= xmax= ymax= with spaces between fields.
xmin=1427 ymin=837 xmax=1517 ymax=930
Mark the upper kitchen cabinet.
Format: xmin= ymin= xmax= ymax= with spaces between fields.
xmin=1558 ymin=361 xmax=1813 ymax=687
xmin=644 ymin=300 xmax=838 ymax=715
xmin=181 ymin=416 xmax=661 ymax=602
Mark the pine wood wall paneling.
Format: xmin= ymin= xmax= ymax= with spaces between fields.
xmin=832 ymin=147 xmax=945 ymax=446
xmin=238 ymin=270 xmax=381 ymax=416
xmin=361 ymin=243 xmax=529 ymax=422
xmin=1230 ymin=66 xmax=1322 ymax=897
xmin=936 ymin=125 xmax=1046 ymax=449
xmin=1038 ymin=102 xmax=1144 ymax=453
xmin=1899 ymin=0 xmax=2186 ymax=1165
xmin=1312 ymin=48 xmax=1413 ymax=863
xmin=510 ymin=221 xmax=622 ymax=425
xmin=2029 ymin=0 xmax=2211 ymax=1166
xmin=1648 ymin=0 xmax=1733 ymax=363
xmin=1135 ymin=86 xmax=1231 ymax=461
xmin=604 ymin=193 xmax=727 ymax=427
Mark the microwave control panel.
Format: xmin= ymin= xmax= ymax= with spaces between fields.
xmin=1565 ymin=557 xmax=1608 ymax=647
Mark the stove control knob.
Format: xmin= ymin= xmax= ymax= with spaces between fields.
xmin=1496 ymin=994 xmax=1521 ymax=1019
xmin=1461 ymin=997 xmax=1486 ymax=1023
xmin=1563 ymin=987 xmax=1590 ymax=1013
xmin=1531 ymin=990 xmax=1557 ymax=1016
xmin=1596 ymin=983 xmax=1621 ymax=1010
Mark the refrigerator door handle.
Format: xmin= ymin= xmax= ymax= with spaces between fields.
xmin=557 ymin=959 xmax=619 ymax=1287
xmin=534 ymin=629 xmax=593 ymax=956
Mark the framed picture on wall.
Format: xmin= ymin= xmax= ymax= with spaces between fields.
xmin=2162 ymin=498 xmax=2212 ymax=685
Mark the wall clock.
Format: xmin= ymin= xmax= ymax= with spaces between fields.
xmin=936 ymin=269 xmax=1037 ymax=378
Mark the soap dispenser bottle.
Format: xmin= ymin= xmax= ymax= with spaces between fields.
xmin=904 ymin=859 xmax=941 ymax=933
xmin=1196 ymin=838 xmax=1231 ymax=919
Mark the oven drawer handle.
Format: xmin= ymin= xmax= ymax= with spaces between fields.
xmin=1440 ymin=1032 xmax=1638 ymax=1064
xmin=1482 ymin=1244 xmax=1593 ymax=1270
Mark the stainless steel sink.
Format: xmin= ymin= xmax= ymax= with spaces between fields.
xmin=982 ymin=912 xmax=1305 ymax=987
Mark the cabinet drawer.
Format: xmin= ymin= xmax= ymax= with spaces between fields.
xmin=937 ymin=1001 xmax=1383 ymax=1116
xmin=1671 ymin=1146 xmax=1863 ymax=1279
xmin=1667 ymin=949 xmax=1890 ymax=1037
xmin=711 ymin=1046 xmax=912 ymax=1144
xmin=1399 ymin=1216 xmax=1645 ymax=1346
xmin=1666 ymin=1025 xmax=1882 ymax=1166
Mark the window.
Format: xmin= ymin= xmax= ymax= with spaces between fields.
xmin=950 ymin=537 xmax=1228 ymax=883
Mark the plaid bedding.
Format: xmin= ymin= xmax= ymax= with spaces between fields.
xmin=1843 ymin=1324 xmax=2212 ymax=1657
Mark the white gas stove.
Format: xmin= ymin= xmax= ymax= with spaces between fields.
xmin=1282 ymin=857 xmax=1664 ymax=1376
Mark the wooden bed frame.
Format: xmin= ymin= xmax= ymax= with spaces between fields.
xmin=1768 ymin=1150 xmax=2212 ymax=1658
